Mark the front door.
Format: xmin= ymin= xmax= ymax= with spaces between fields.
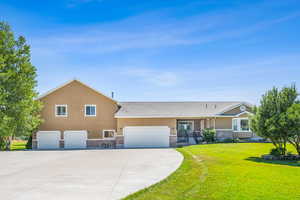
xmin=177 ymin=121 xmax=194 ymax=136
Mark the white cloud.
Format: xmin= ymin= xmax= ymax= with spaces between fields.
xmin=29 ymin=7 xmax=300 ymax=57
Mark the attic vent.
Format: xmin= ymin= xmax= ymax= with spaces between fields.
xmin=214 ymin=104 xmax=217 ymax=109
xmin=205 ymin=104 xmax=208 ymax=108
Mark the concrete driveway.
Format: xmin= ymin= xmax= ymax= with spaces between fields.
xmin=0 ymin=149 xmax=183 ymax=200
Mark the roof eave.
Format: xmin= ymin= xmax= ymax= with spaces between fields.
xmin=37 ymin=78 xmax=118 ymax=103
xmin=114 ymin=115 xmax=237 ymax=118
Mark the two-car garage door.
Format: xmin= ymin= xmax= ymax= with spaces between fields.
xmin=37 ymin=130 xmax=87 ymax=149
xmin=124 ymin=126 xmax=170 ymax=148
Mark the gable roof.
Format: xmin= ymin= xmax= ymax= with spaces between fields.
xmin=115 ymin=101 xmax=252 ymax=118
xmin=218 ymin=102 xmax=253 ymax=114
xmin=37 ymin=79 xmax=117 ymax=103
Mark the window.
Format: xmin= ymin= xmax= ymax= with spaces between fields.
xmin=85 ymin=105 xmax=96 ymax=116
xmin=103 ymin=130 xmax=115 ymax=139
xmin=232 ymin=118 xmax=250 ymax=132
xmin=233 ymin=119 xmax=238 ymax=131
xmin=240 ymin=119 xmax=249 ymax=131
xmin=55 ymin=105 xmax=67 ymax=117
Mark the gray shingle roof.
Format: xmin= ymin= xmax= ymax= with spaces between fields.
xmin=115 ymin=101 xmax=251 ymax=118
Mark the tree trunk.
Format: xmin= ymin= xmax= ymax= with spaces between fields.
xmin=5 ymin=137 xmax=11 ymax=151
xmin=283 ymin=140 xmax=287 ymax=155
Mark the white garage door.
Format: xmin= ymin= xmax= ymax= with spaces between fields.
xmin=124 ymin=126 xmax=170 ymax=148
xmin=64 ymin=130 xmax=87 ymax=149
xmin=37 ymin=131 xmax=60 ymax=149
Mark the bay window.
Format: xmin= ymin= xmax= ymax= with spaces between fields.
xmin=232 ymin=118 xmax=250 ymax=132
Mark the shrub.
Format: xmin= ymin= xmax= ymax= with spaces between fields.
xmin=270 ymin=148 xmax=283 ymax=157
xmin=203 ymin=128 xmax=216 ymax=143
xmin=233 ymin=138 xmax=240 ymax=143
xmin=221 ymin=138 xmax=234 ymax=143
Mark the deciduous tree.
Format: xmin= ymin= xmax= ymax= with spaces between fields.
xmin=0 ymin=22 xmax=42 ymax=150
xmin=281 ymin=104 xmax=300 ymax=155
xmin=251 ymin=85 xmax=298 ymax=155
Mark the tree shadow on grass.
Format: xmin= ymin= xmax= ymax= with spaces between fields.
xmin=245 ymin=157 xmax=300 ymax=167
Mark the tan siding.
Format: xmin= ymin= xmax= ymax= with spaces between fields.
xmin=117 ymin=118 xmax=177 ymax=135
xmin=216 ymin=114 xmax=252 ymax=130
xmin=36 ymin=80 xmax=118 ymax=139
xmin=223 ymin=105 xmax=252 ymax=115
xmin=238 ymin=113 xmax=250 ymax=118
xmin=215 ymin=117 xmax=232 ymax=129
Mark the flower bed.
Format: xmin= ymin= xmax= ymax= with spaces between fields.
xmin=262 ymin=154 xmax=300 ymax=160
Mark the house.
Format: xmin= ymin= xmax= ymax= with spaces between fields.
xmin=33 ymin=79 xmax=256 ymax=149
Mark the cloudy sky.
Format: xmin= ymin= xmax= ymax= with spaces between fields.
xmin=1 ymin=0 xmax=300 ymax=104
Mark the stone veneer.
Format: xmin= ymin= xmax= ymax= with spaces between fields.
xmin=32 ymin=140 xmax=37 ymax=149
xmin=169 ymin=135 xmax=177 ymax=147
xmin=216 ymin=130 xmax=234 ymax=139
xmin=216 ymin=130 xmax=255 ymax=140
xmin=87 ymin=139 xmax=116 ymax=149
xmin=115 ymin=136 xmax=124 ymax=148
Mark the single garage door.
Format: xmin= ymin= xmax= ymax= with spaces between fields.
xmin=64 ymin=130 xmax=87 ymax=149
xmin=37 ymin=131 xmax=60 ymax=149
xmin=124 ymin=126 xmax=170 ymax=148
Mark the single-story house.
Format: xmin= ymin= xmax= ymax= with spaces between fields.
xmin=33 ymin=79 xmax=256 ymax=149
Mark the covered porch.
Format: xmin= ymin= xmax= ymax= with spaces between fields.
xmin=176 ymin=118 xmax=216 ymax=144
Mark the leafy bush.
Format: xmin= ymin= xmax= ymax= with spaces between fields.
xmin=203 ymin=128 xmax=216 ymax=143
xmin=219 ymin=138 xmax=240 ymax=143
xmin=270 ymin=148 xmax=283 ymax=157
xmin=233 ymin=138 xmax=240 ymax=143
xmin=221 ymin=138 xmax=234 ymax=143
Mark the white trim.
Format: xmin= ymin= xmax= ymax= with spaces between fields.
xmin=37 ymin=79 xmax=117 ymax=103
xmin=115 ymin=115 xmax=239 ymax=118
xmin=235 ymin=111 xmax=253 ymax=117
xmin=215 ymin=129 xmax=232 ymax=131
xmin=102 ymin=130 xmax=116 ymax=139
xmin=218 ymin=102 xmax=253 ymax=114
xmin=55 ymin=104 xmax=68 ymax=117
xmin=84 ymin=104 xmax=97 ymax=117
xmin=232 ymin=117 xmax=251 ymax=132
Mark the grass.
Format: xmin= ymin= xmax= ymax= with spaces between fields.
xmin=10 ymin=140 xmax=27 ymax=150
xmin=124 ymin=143 xmax=300 ymax=200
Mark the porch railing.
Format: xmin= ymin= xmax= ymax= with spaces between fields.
xmin=177 ymin=130 xmax=203 ymax=144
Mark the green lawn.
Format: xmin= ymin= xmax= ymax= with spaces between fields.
xmin=10 ymin=140 xmax=27 ymax=150
xmin=124 ymin=143 xmax=300 ymax=200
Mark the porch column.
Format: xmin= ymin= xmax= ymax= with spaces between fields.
xmin=213 ymin=118 xmax=216 ymax=129
xmin=201 ymin=120 xmax=205 ymax=130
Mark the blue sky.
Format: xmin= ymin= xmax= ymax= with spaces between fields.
xmin=1 ymin=0 xmax=300 ymax=104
